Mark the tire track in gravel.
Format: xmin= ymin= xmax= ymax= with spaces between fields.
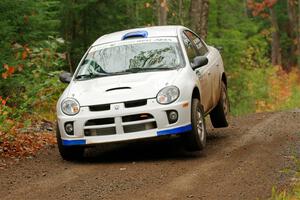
xmin=2 ymin=164 xmax=100 ymax=200
xmin=125 ymin=111 xmax=299 ymax=200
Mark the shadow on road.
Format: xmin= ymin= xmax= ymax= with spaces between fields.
xmin=72 ymin=131 xmax=230 ymax=164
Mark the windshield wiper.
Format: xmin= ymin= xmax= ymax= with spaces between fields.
xmin=121 ymin=68 xmax=144 ymax=73
xmin=140 ymin=67 xmax=175 ymax=71
xmin=75 ymin=73 xmax=109 ymax=80
xmin=122 ymin=67 xmax=175 ymax=73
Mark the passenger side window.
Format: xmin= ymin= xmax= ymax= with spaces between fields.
xmin=184 ymin=31 xmax=208 ymax=56
xmin=182 ymin=33 xmax=197 ymax=63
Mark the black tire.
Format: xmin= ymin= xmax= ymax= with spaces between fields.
xmin=184 ymin=98 xmax=207 ymax=151
xmin=210 ymin=81 xmax=229 ymax=128
xmin=56 ymin=123 xmax=85 ymax=161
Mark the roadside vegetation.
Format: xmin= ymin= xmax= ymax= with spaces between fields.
xmin=271 ymin=153 xmax=300 ymax=200
xmin=0 ymin=0 xmax=300 ymax=197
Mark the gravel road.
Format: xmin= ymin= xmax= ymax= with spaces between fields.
xmin=1 ymin=110 xmax=300 ymax=200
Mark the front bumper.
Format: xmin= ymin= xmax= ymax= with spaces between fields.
xmin=57 ymin=99 xmax=191 ymax=146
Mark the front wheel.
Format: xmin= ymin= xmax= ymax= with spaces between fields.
xmin=184 ymin=98 xmax=207 ymax=151
xmin=56 ymin=123 xmax=85 ymax=161
xmin=210 ymin=81 xmax=229 ymax=128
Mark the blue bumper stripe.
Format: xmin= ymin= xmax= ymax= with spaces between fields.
xmin=62 ymin=139 xmax=86 ymax=146
xmin=157 ymin=124 xmax=192 ymax=136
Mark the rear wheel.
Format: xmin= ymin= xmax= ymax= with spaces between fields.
xmin=56 ymin=123 xmax=85 ymax=161
xmin=184 ymin=98 xmax=207 ymax=151
xmin=210 ymin=81 xmax=229 ymax=128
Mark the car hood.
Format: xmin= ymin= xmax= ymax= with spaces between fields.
xmin=67 ymin=70 xmax=181 ymax=106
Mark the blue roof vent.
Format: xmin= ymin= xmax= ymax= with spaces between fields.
xmin=122 ymin=31 xmax=148 ymax=40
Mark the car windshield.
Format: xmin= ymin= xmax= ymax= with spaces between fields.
xmin=75 ymin=37 xmax=184 ymax=80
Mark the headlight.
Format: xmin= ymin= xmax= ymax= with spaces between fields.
xmin=157 ymin=86 xmax=180 ymax=104
xmin=61 ymin=98 xmax=80 ymax=115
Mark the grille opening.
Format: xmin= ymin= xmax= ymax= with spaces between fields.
xmin=122 ymin=114 xmax=154 ymax=122
xmin=89 ymin=104 xmax=110 ymax=112
xmin=123 ymin=122 xmax=157 ymax=133
xmin=84 ymin=127 xmax=116 ymax=136
xmin=124 ymin=99 xmax=147 ymax=108
xmin=85 ymin=118 xmax=114 ymax=126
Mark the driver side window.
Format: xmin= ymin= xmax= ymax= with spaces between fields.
xmin=182 ymin=33 xmax=197 ymax=63
xmin=184 ymin=31 xmax=208 ymax=56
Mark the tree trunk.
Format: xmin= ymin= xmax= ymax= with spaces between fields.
xmin=216 ymin=0 xmax=222 ymax=38
xmin=135 ymin=3 xmax=139 ymax=25
xmin=178 ymin=0 xmax=184 ymax=25
xmin=296 ymin=0 xmax=300 ymax=68
xmin=269 ymin=7 xmax=282 ymax=66
xmin=287 ymin=0 xmax=298 ymax=68
xmin=189 ymin=0 xmax=209 ymax=39
xmin=83 ymin=8 xmax=88 ymax=50
xmin=156 ymin=0 xmax=168 ymax=25
xmin=244 ymin=0 xmax=248 ymax=16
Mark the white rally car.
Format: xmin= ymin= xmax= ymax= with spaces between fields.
xmin=57 ymin=26 xmax=229 ymax=160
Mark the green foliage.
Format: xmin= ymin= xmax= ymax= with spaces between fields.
xmin=0 ymin=0 xmax=65 ymax=129
xmin=0 ymin=104 xmax=13 ymax=132
xmin=207 ymin=0 xmax=265 ymax=68
xmin=271 ymin=187 xmax=291 ymax=200
xmin=0 ymin=37 xmax=66 ymax=130
xmin=271 ymin=154 xmax=300 ymax=200
xmin=0 ymin=0 xmax=30 ymax=64
xmin=284 ymin=86 xmax=300 ymax=110
xmin=167 ymin=0 xmax=191 ymax=26
xmin=228 ymin=67 xmax=270 ymax=115
xmin=60 ymin=0 xmax=156 ymax=69
xmin=206 ymin=0 xmax=273 ymax=115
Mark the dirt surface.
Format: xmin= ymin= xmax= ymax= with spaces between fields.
xmin=1 ymin=110 xmax=300 ymax=200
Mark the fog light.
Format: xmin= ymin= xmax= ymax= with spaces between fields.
xmin=167 ymin=110 xmax=178 ymax=124
xmin=64 ymin=122 xmax=74 ymax=135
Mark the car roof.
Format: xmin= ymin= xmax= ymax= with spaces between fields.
xmin=92 ymin=25 xmax=186 ymax=46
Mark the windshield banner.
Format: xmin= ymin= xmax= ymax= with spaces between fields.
xmin=90 ymin=37 xmax=178 ymax=53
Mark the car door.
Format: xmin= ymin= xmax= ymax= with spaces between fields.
xmin=181 ymin=31 xmax=212 ymax=113
xmin=207 ymin=48 xmax=222 ymax=106
xmin=184 ymin=30 xmax=217 ymax=111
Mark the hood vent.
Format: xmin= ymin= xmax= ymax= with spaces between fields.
xmin=106 ymin=87 xmax=131 ymax=92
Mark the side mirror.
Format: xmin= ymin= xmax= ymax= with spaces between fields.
xmin=216 ymin=46 xmax=223 ymax=52
xmin=191 ymin=56 xmax=208 ymax=70
xmin=59 ymin=71 xmax=72 ymax=83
